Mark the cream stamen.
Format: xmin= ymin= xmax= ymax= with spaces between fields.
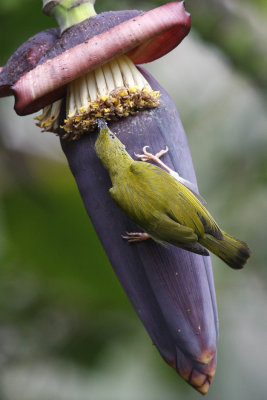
xmin=35 ymin=55 xmax=160 ymax=139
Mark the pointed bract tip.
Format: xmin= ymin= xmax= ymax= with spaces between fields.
xmin=175 ymin=346 xmax=216 ymax=394
xmin=195 ymin=348 xmax=216 ymax=365
xmin=197 ymin=379 xmax=212 ymax=395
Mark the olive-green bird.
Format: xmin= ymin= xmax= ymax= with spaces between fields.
xmin=95 ymin=120 xmax=250 ymax=269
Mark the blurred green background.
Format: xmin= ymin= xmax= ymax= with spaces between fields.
xmin=0 ymin=1 xmax=266 ymax=399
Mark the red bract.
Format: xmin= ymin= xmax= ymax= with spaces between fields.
xmin=8 ymin=2 xmax=190 ymax=115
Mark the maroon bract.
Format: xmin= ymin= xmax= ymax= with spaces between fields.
xmin=0 ymin=28 xmax=60 ymax=98
xmin=9 ymin=2 xmax=190 ymax=115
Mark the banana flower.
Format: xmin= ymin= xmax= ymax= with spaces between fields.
xmin=0 ymin=1 xmax=218 ymax=394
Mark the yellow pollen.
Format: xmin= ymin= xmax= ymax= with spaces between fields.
xmin=38 ymin=56 xmax=161 ymax=140
xmin=100 ymin=94 xmax=109 ymax=101
xmin=128 ymin=86 xmax=138 ymax=94
xmin=118 ymin=89 xmax=128 ymax=97
xmin=79 ymin=106 xmax=87 ymax=114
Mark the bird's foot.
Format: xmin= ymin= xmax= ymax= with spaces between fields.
xmin=134 ymin=145 xmax=168 ymax=163
xmin=122 ymin=232 xmax=151 ymax=243
xmin=134 ymin=145 xmax=183 ymax=180
xmin=134 ymin=145 xmax=174 ymax=175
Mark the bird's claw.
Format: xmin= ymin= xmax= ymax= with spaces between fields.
xmin=134 ymin=146 xmax=152 ymax=161
xmin=122 ymin=232 xmax=150 ymax=243
xmin=134 ymin=145 xmax=169 ymax=162
xmin=134 ymin=152 xmax=149 ymax=162
xmin=155 ymin=146 xmax=169 ymax=159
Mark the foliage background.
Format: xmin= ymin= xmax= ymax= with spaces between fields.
xmin=0 ymin=1 xmax=266 ymax=399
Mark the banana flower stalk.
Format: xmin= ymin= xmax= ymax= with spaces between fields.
xmin=0 ymin=0 xmax=218 ymax=394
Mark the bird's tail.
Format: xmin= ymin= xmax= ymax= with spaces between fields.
xmin=199 ymin=231 xmax=250 ymax=269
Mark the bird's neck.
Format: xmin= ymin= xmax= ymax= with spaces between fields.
xmin=108 ymin=149 xmax=132 ymax=183
xmin=95 ymin=129 xmax=133 ymax=181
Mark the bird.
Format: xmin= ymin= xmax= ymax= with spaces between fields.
xmin=94 ymin=119 xmax=250 ymax=269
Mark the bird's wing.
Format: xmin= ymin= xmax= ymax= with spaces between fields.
xmin=156 ymin=212 xmax=209 ymax=255
xmin=129 ymin=160 xmax=195 ymax=212
xmin=110 ymin=177 xmax=198 ymax=245
xmin=129 ymin=160 xmax=175 ymax=193
xmin=129 ymin=161 xmax=222 ymax=240
xmin=151 ymin=211 xmax=198 ymax=244
xmin=111 ymin=183 xmax=198 ymax=245
xmin=169 ymin=171 xmax=207 ymax=205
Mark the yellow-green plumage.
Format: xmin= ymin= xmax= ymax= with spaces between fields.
xmin=95 ymin=125 xmax=250 ymax=269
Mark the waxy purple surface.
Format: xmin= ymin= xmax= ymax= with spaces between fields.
xmin=61 ymin=68 xmax=218 ymax=393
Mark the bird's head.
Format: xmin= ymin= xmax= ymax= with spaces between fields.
xmin=95 ymin=119 xmax=130 ymax=174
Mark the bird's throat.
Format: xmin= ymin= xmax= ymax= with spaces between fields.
xmin=95 ymin=128 xmax=132 ymax=181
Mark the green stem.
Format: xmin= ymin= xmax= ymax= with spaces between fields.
xmin=43 ymin=0 xmax=96 ymax=33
